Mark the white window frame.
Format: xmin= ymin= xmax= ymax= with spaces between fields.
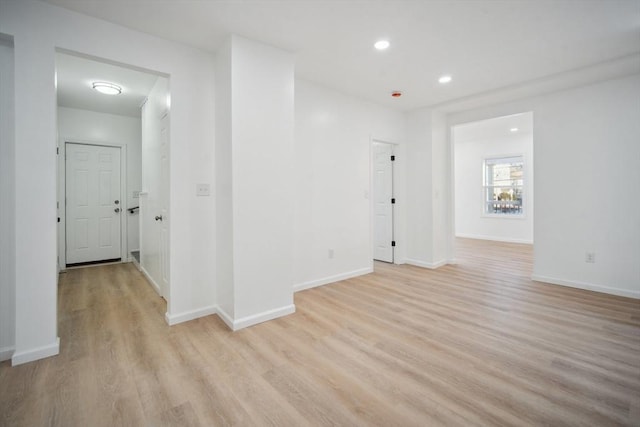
xmin=482 ymin=155 xmax=525 ymax=218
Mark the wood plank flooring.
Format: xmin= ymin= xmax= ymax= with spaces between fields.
xmin=1 ymin=238 xmax=639 ymax=426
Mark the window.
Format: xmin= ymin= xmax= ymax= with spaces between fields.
xmin=483 ymin=156 xmax=523 ymax=215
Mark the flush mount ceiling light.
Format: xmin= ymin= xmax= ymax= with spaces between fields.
xmin=374 ymin=40 xmax=390 ymax=50
xmin=92 ymin=82 xmax=122 ymax=95
xmin=510 ymin=127 xmax=519 ymax=132
xmin=438 ymin=75 xmax=452 ymax=84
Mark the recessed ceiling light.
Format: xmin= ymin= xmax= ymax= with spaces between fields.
xmin=510 ymin=127 xmax=519 ymax=132
xmin=374 ymin=40 xmax=390 ymax=50
xmin=438 ymin=75 xmax=452 ymax=84
xmin=92 ymin=82 xmax=122 ymax=95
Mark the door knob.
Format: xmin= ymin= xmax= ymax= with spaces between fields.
xmin=114 ymin=208 xmax=120 ymax=213
xmin=114 ymin=200 xmax=120 ymax=205
xmin=155 ymin=215 xmax=163 ymax=221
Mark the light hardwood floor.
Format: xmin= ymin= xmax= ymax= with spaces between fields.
xmin=1 ymin=238 xmax=639 ymax=426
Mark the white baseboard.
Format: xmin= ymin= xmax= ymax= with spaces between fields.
xmin=140 ymin=265 xmax=161 ymax=296
xmin=216 ymin=304 xmax=296 ymax=331
xmin=456 ymin=233 xmax=533 ymax=244
xmin=165 ymin=305 xmax=218 ymax=326
xmin=216 ymin=306 xmax=235 ymax=330
xmin=532 ymin=275 xmax=639 ymax=299
xmin=405 ymin=258 xmax=448 ymax=269
xmin=293 ymin=267 xmax=373 ymax=292
xmin=0 ymin=345 xmax=15 ymax=362
xmin=11 ymin=337 xmax=60 ymax=366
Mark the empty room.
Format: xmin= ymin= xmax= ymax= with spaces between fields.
xmin=1 ymin=1 xmax=639 ymax=426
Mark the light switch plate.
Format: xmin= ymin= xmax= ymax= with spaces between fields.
xmin=196 ymin=183 xmax=210 ymax=196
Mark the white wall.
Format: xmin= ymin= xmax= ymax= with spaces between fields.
xmin=215 ymin=35 xmax=296 ymax=328
xmin=449 ymin=73 xmax=640 ymax=298
xmin=231 ymin=36 xmax=295 ymax=321
xmin=293 ymin=79 xmax=407 ymax=290
xmin=214 ymin=38 xmax=234 ymax=319
xmin=454 ymin=126 xmax=534 ymax=244
xmin=0 ymin=37 xmax=15 ymax=361
xmin=405 ymin=109 xmax=453 ymax=269
xmin=57 ymin=107 xmax=142 ymax=263
xmin=0 ymin=0 xmax=216 ymax=364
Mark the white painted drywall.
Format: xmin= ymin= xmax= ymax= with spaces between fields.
xmin=57 ymin=107 xmax=142 ymax=261
xmin=230 ymin=35 xmax=295 ymax=320
xmin=0 ymin=0 xmax=216 ymax=363
xmin=216 ymin=35 xmax=296 ymax=326
xmin=0 ymin=38 xmax=15 ymax=361
xmin=214 ymin=35 xmax=296 ymax=326
xmin=293 ymin=79 xmax=407 ymax=289
xmin=454 ymin=122 xmax=534 ymax=244
xmin=405 ymin=108 xmax=453 ymax=269
xmin=449 ymin=73 xmax=640 ymax=298
xmin=214 ymin=38 xmax=234 ymax=319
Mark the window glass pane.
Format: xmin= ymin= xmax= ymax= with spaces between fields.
xmin=483 ymin=156 xmax=524 ymax=215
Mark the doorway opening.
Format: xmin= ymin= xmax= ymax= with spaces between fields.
xmin=55 ymin=50 xmax=171 ymax=303
xmin=451 ymin=112 xmax=534 ymax=270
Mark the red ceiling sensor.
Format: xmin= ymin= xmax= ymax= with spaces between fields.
xmin=391 ymin=91 xmax=402 ymax=97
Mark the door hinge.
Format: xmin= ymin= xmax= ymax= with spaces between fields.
xmin=390 ymin=155 xmax=395 ymax=161
xmin=391 ymin=198 xmax=396 ymax=204
xmin=391 ymin=241 xmax=396 ymax=247
xmin=56 ymin=147 xmax=59 ymax=155
xmin=57 ymin=217 xmax=60 ymax=223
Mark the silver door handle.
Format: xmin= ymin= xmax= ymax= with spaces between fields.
xmin=114 ymin=208 xmax=120 ymax=213
xmin=155 ymin=215 xmax=163 ymax=221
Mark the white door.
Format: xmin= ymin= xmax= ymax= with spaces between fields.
xmin=373 ymin=142 xmax=394 ymax=262
xmin=159 ymin=112 xmax=170 ymax=298
xmin=66 ymin=143 xmax=121 ymax=264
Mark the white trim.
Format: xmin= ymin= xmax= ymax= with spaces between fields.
xmin=140 ymin=265 xmax=162 ymax=295
xmin=455 ymin=233 xmax=533 ymax=244
xmin=293 ymin=267 xmax=373 ymax=292
xmin=11 ymin=337 xmax=60 ymax=366
xmin=165 ymin=305 xmax=217 ymax=326
xmin=532 ymin=275 xmax=639 ymax=299
xmin=405 ymin=258 xmax=448 ymax=269
xmin=222 ymin=304 xmax=296 ymax=331
xmin=0 ymin=346 xmax=15 ymax=362
xmin=216 ymin=306 xmax=235 ymax=330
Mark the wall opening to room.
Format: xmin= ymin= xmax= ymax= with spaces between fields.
xmin=452 ymin=112 xmax=534 ymax=267
xmin=55 ymin=50 xmax=171 ymax=303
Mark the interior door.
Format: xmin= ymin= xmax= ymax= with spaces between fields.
xmin=159 ymin=112 xmax=170 ymax=298
xmin=373 ymin=142 xmax=394 ymax=262
xmin=66 ymin=143 xmax=121 ymax=264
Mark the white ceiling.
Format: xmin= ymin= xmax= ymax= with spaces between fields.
xmin=453 ymin=112 xmax=533 ymax=144
xmin=56 ymin=52 xmax=159 ymax=117
xmin=46 ymin=0 xmax=640 ymax=112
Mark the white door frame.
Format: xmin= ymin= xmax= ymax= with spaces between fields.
xmin=369 ymin=137 xmax=405 ymax=267
xmin=58 ymin=139 xmax=128 ymax=270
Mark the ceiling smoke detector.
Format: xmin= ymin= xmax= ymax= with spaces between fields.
xmin=391 ymin=91 xmax=402 ymax=98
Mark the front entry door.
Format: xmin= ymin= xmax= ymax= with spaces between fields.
xmin=66 ymin=143 xmax=121 ymax=265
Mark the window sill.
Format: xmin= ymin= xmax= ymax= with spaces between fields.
xmin=482 ymin=214 xmax=527 ymax=220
